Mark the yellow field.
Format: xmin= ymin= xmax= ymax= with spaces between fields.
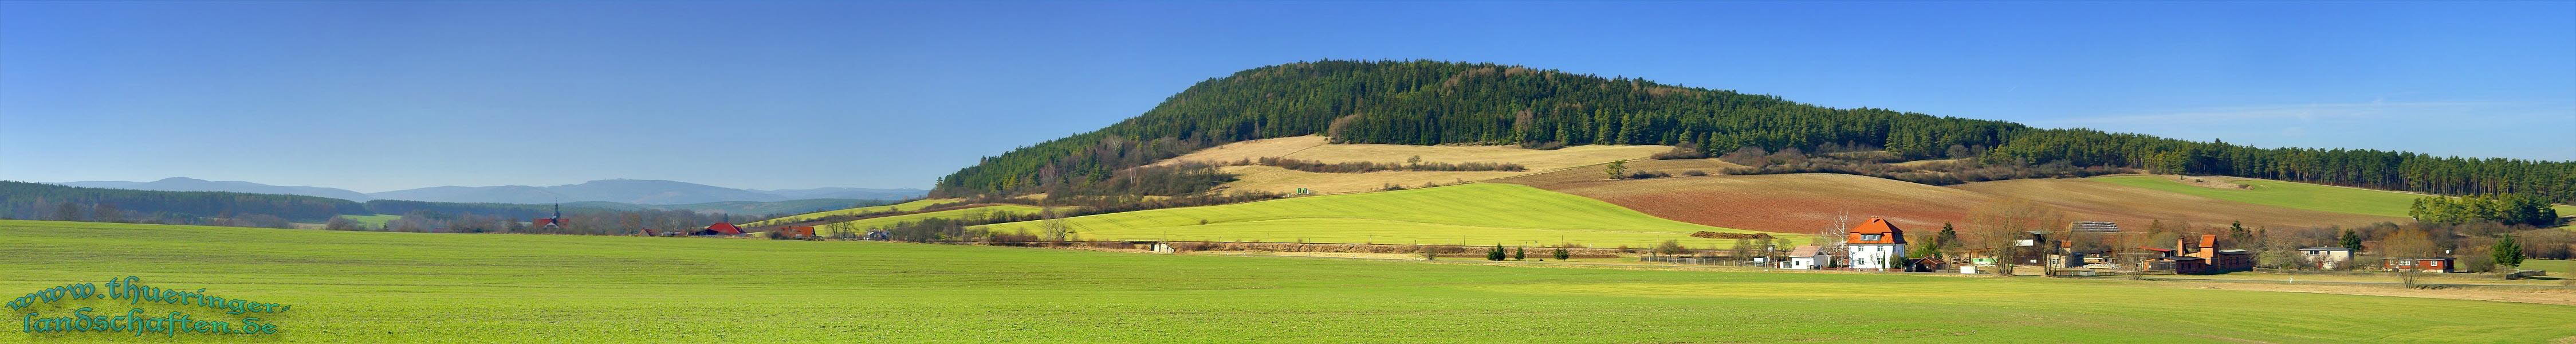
xmin=978 ymin=183 xmax=1790 ymax=248
xmin=1157 ymin=135 xmax=1676 ymax=194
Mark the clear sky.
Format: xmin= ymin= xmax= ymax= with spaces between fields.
xmin=3 ymin=1 xmax=2570 ymax=192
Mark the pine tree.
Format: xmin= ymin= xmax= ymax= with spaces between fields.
xmin=1552 ymin=247 xmax=1571 ymax=260
xmin=2340 ymin=229 xmax=2364 ymax=251
xmin=1513 ymin=247 xmax=1525 ymax=260
xmin=2492 ymin=233 xmax=2523 ymax=269
xmin=1487 ymin=244 xmax=1507 ymax=261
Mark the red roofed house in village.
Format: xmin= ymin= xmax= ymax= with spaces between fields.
xmin=2177 ymin=234 xmax=2253 ymax=275
xmin=693 ymin=222 xmax=743 ymax=236
xmin=1845 ymin=217 xmax=1908 ymax=270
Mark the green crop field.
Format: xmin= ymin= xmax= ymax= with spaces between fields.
xmin=792 ymin=205 xmax=1049 ymax=237
xmin=742 ymin=198 xmax=962 ymax=227
xmin=977 ymin=183 xmax=1787 ymax=248
xmin=334 ymin=214 xmax=401 ymax=228
xmin=2089 ymin=175 xmax=2576 ymax=217
xmin=6 ymin=220 xmax=2573 ymax=343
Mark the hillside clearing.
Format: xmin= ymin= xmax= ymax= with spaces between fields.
xmin=6 ymin=220 xmax=2574 ymax=342
xmin=978 ymin=183 xmax=1783 ymax=248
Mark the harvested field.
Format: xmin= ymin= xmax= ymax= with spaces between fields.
xmin=1490 ymin=158 xmax=1744 ymax=186
xmin=976 ymin=183 xmax=1788 ymax=248
xmin=1212 ymin=165 xmax=1523 ymax=194
xmin=1535 ymin=173 xmax=2408 ymax=234
xmin=1158 ymin=135 xmax=1669 ymax=170
xmin=1156 ymin=135 xmax=1672 ymax=194
xmin=1535 ymin=173 xmax=1999 ymax=234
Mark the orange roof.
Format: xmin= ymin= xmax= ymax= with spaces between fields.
xmin=2199 ymin=234 xmax=2217 ymax=248
xmin=1845 ymin=217 xmax=1906 ymax=244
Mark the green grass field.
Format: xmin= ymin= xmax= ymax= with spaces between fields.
xmin=5 ymin=220 xmax=2573 ymax=342
xmin=334 ymin=214 xmax=400 ymax=228
xmin=741 ymin=198 xmax=962 ymax=227
xmin=2522 ymin=259 xmax=2576 ymax=273
xmin=976 ymin=183 xmax=1787 ymax=248
xmin=2089 ymin=175 xmax=2576 ymax=217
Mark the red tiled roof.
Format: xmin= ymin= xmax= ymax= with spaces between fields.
xmin=705 ymin=222 xmax=741 ymax=234
xmin=1845 ymin=217 xmax=1906 ymax=244
xmin=2199 ymin=234 xmax=2217 ymax=248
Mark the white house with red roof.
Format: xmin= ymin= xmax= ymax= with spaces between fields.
xmin=1845 ymin=217 xmax=1908 ymax=270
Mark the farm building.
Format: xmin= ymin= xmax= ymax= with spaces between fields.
xmin=863 ymin=230 xmax=891 ymax=240
xmin=1904 ymin=257 xmax=1945 ymax=272
xmin=2300 ymin=247 xmax=2354 ymax=269
xmin=693 ymin=222 xmax=744 ymax=236
xmin=2383 ymin=257 xmax=2454 ymax=273
xmin=1845 ymin=217 xmax=1907 ymax=270
xmin=2141 ymin=234 xmax=2251 ymax=275
xmin=2069 ymin=221 xmax=2120 ymax=232
xmin=774 ymin=226 xmax=816 ymax=239
xmin=1780 ymin=245 xmax=1827 ymax=269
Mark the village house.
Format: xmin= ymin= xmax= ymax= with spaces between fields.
xmin=2162 ymin=234 xmax=2252 ymax=275
xmin=1845 ymin=217 xmax=1907 ymax=270
xmin=2299 ymin=247 xmax=2354 ymax=269
xmin=1780 ymin=245 xmax=1827 ymax=269
xmin=2383 ymin=257 xmax=2454 ymax=273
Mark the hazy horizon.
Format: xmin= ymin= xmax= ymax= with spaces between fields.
xmin=5 ymin=2 xmax=2571 ymax=191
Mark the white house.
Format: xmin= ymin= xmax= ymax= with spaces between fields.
xmin=1781 ymin=245 xmax=1828 ymax=269
xmin=2299 ymin=247 xmax=2354 ymax=269
xmin=1844 ymin=217 xmax=1908 ymax=270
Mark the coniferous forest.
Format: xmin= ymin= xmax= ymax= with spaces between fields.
xmin=931 ymin=60 xmax=2574 ymax=203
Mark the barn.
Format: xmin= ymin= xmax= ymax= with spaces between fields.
xmin=694 ymin=222 xmax=744 ymax=236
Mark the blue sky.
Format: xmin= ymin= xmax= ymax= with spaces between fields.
xmin=3 ymin=1 xmax=2570 ymax=192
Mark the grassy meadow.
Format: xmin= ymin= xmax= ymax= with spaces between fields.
xmin=740 ymin=198 xmax=961 ymax=227
xmin=6 ymin=220 xmax=2574 ymax=343
xmin=978 ymin=183 xmax=1781 ymax=248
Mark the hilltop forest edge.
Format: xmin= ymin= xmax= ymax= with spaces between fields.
xmin=928 ymin=60 xmax=2573 ymax=208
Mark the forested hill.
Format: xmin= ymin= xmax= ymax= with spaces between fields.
xmin=931 ymin=60 xmax=2575 ymax=202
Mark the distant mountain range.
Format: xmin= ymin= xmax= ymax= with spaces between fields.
xmin=52 ymin=177 xmax=926 ymax=205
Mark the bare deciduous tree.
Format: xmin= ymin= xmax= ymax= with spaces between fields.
xmin=1966 ymin=198 xmax=2066 ymax=276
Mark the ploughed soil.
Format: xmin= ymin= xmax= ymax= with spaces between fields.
xmin=1513 ymin=173 xmax=2404 ymax=234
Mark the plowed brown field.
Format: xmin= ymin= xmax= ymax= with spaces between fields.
xmin=1521 ymin=173 xmax=2405 ymax=234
